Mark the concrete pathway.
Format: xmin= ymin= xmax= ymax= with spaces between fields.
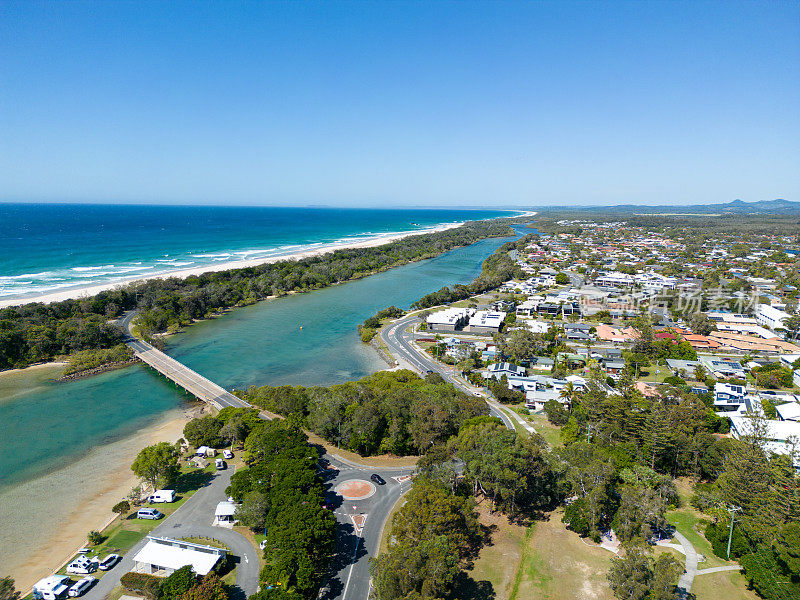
xmin=674 ymin=531 xmax=699 ymax=595
xmin=697 ymin=565 xmax=741 ymax=575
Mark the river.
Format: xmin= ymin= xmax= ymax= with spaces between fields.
xmin=0 ymin=233 xmax=520 ymax=586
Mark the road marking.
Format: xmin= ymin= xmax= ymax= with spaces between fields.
xmin=244 ymin=555 xmax=249 ymax=563
xmin=342 ymin=535 xmax=362 ymax=600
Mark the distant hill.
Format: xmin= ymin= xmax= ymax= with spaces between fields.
xmin=535 ymin=198 xmax=800 ymax=215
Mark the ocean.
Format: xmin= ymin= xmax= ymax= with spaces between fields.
xmin=0 ymin=204 xmax=515 ymax=299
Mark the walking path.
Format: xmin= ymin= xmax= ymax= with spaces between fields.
xmin=673 ymin=531 xmax=699 ymax=594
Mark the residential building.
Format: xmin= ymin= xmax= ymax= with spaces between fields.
xmin=468 ymin=311 xmax=506 ymax=334
xmin=756 ymin=303 xmax=791 ymax=331
xmin=426 ymin=307 xmax=472 ymax=332
xmin=484 ymin=362 xmax=527 ymax=380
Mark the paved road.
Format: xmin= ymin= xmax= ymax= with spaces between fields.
xmin=82 ymin=467 xmax=259 ymax=600
xmin=674 ymin=531 xmax=699 ymax=596
xmin=319 ymin=455 xmax=417 ymax=600
xmin=380 ymin=314 xmax=534 ymax=434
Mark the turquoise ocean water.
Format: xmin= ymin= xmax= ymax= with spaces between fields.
xmin=0 ymin=232 xmax=519 ymax=490
xmin=0 ymin=204 xmax=513 ymax=299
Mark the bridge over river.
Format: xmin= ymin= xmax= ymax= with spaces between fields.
xmin=126 ymin=338 xmax=251 ymax=410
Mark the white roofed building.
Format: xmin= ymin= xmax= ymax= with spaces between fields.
xmin=467 ymin=311 xmax=506 ymax=334
xmin=132 ymin=536 xmax=227 ymax=576
xmin=426 ymin=307 xmax=473 ymax=332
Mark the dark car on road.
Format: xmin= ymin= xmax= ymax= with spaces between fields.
xmin=370 ymin=473 xmax=386 ymax=485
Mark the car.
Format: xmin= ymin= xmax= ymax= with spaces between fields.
xmin=370 ymin=473 xmax=386 ymax=485
xmin=66 ymin=556 xmax=97 ymax=575
xmin=137 ymin=508 xmax=164 ymax=520
xmin=215 ymin=458 xmax=226 ymax=470
xmin=222 ymin=449 xmax=233 ymax=459
xmin=98 ymin=554 xmax=121 ymax=571
xmin=68 ymin=577 xmax=96 ymax=597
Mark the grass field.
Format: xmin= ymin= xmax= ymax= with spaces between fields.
xmin=526 ymin=412 xmax=563 ymax=447
xmin=465 ymin=505 xmax=615 ymax=600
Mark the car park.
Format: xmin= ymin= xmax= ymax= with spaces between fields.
xmin=65 ymin=556 xmax=97 ymax=575
xmin=137 ymin=508 xmax=164 ymax=520
xmin=68 ymin=577 xmax=96 ymax=597
xmin=370 ymin=473 xmax=386 ymax=485
xmin=98 ymin=554 xmax=121 ymax=571
xmin=222 ymin=449 xmax=233 ymax=459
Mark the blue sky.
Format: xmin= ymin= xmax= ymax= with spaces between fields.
xmin=1 ymin=1 xmax=798 ymax=207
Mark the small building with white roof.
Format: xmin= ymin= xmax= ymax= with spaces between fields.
xmin=132 ymin=536 xmax=227 ymax=576
xmin=468 ymin=311 xmax=506 ymax=334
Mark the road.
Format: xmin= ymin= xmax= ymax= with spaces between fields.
xmin=320 ymin=456 xmax=417 ymax=600
xmin=380 ymin=314 xmax=534 ymax=434
xmin=82 ymin=467 xmax=260 ymax=600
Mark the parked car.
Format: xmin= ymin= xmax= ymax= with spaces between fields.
xmin=215 ymin=458 xmax=226 ymax=470
xmin=137 ymin=508 xmax=164 ymax=520
xmin=66 ymin=556 xmax=97 ymax=575
xmin=222 ymin=449 xmax=233 ymax=459
xmin=68 ymin=577 xmax=96 ymax=597
xmin=370 ymin=473 xmax=386 ymax=485
xmin=98 ymin=554 xmax=121 ymax=571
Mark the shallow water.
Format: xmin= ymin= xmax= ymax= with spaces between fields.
xmin=0 ymin=235 xmax=511 ymax=491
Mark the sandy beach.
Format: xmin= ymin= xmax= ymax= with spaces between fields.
xmin=0 ymin=406 xmax=198 ymax=591
xmin=0 ymin=222 xmax=466 ymax=309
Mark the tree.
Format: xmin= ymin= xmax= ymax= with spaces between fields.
xmin=159 ymin=565 xmax=197 ymax=600
xmin=650 ymin=554 xmax=682 ymax=600
xmin=181 ymin=573 xmax=227 ymax=600
xmin=88 ymin=530 xmax=103 ymax=545
xmin=219 ymin=416 xmax=246 ymax=447
xmin=543 ymin=399 xmax=569 ymax=426
xmin=0 ymin=576 xmax=20 ymax=600
xmin=131 ymin=442 xmax=181 ymax=490
xmin=112 ymin=500 xmax=131 ymax=515
xmin=555 ymin=272 xmax=570 ymax=285
xmin=183 ymin=416 xmax=223 ymax=448
xmin=236 ymin=490 xmax=270 ymax=530
xmin=608 ymin=543 xmax=652 ymax=600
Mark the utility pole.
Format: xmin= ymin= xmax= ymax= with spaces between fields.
xmin=726 ymin=505 xmax=742 ymax=559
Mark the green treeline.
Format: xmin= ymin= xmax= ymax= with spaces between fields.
xmin=62 ymin=343 xmax=134 ymax=376
xmin=410 ymin=234 xmax=534 ymax=310
xmin=0 ymin=220 xmax=514 ymax=370
xmin=240 ymin=370 xmax=489 ymax=456
xmin=225 ymin=417 xmax=337 ymax=598
xmin=370 ymin=418 xmax=559 ymax=600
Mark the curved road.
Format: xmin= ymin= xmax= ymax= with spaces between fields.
xmin=82 ymin=467 xmax=259 ymax=600
xmin=380 ymin=314 xmax=534 ymax=434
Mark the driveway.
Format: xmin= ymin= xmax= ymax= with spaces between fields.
xmin=82 ymin=467 xmax=259 ymax=600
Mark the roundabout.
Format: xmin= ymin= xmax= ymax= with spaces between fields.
xmin=334 ymin=479 xmax=377 ymax=501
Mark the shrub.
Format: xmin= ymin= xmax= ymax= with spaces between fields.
xmin=87 ymin=531 xmax=103 ymax=545
xmin=112 ymin=500 xmax=131 ymax=515
xmin=159 ymin=565 xmax=196 ymax=600
xmin=120 ymin=572 xmax=163 ymax=600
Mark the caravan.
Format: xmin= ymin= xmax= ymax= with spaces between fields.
xmin=33 ymin=576 xmax=72 ymax=600
xmin=148 ymin=489 xmax=175 ymax=503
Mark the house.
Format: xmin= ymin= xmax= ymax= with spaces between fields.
xmin=485 ymin=362 xmax=527 ymax=380
xmin=516 ymin=299 xmax=539 ymax=318
xmin=565 ymin=330 xmax=592 ymax=341
xmin=524 ymin=388 xmax=561 ymax=411
xmin=682 ymin=334 xmax=721 ymax=351
xmin=491 ymin=300 xmax=516 ymax=312
xmin=756 ymin=304 xmax=790 ymax=331
xmin=132 ymin=536 xmax=227 ymax=576
xmin=699 ymin=357 xmax=746 ymax=380
xmin=427 ymin=307 xmax=473 ymax=332
xmin=214 ymin=501 xmax=239 ymax=528
xmin=468 ymin=311 xmax=506 ymax=334
xmin=728 ymin=416 xmax=800 ymax=465
xmin=604 ymin=360 xmax=626 ymax=379
xmin=595 ymin=324 xmax=639 ymax=343
xmin=708 ymin=331 xmax=800 ymax=355
xmin=775 ymin=402 xmax=800 ymax=422
xmin=32 ymin=576 xmax=72 ymax=600
xmin=713 ymin=382 xmax=750 ymax=413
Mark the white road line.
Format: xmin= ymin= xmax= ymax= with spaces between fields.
xmin=341 ymin=535 xmax=362 ymax=600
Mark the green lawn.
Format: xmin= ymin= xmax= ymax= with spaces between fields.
xmin=55 ymin=466 xmax=214 ymax=579
xmin=526 ymin=413 xmax=563 ymax=448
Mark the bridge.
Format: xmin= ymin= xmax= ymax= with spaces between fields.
xmin=126 ymin=338 xmax=251 ymax=410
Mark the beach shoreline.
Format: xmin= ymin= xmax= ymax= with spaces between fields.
xmin=0 ymin=211 xmax=536 ymax=309
xmin=0 ymin=405 xmax=200 ymax=592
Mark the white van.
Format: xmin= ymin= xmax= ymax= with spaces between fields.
xmin=215 ymin=458 xmax=226 ymax=470
xmin=148 ymin=489 xmax=175 ymax=503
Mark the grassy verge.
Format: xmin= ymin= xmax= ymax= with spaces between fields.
xmin=305 ymin=430 xmax=419 ymax=468
xmin=526 ymin=413 xmax=563 ymax=448
xmin=54 ymin=466 xmax=214 ymax=580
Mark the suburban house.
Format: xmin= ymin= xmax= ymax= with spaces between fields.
xmin=713 ymin=382 xmax=753 ymax=413
xmin=485 ymin=362 xmax=527 ymax=380
xmin=132 ymin=536 xmax=227 ymax=576
xmin=595 ymin=324 xmax=639 ymax=343
xmin=699 ymin=357 xmax=746 ymax=380
xmin=603 ymin=360 xmax=626 ymax=379
xmin=729 ymin=415 xmax=800 ymax=465
xmin=776 ymin=402 xmax=800 ymax=422
xmin=708 ymin=331 xmax=800 ymax=355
